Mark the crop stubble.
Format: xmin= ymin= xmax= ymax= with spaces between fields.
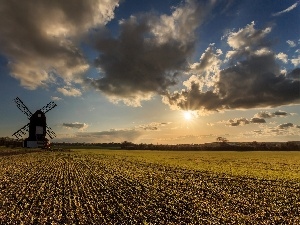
xmin=0 ymin=150 xmax=299 ymax=224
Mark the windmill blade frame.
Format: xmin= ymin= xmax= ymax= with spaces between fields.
xmin=40 ymin=101 xmax=57 ymax=114
xmin=14 ymin=97 xmax=33 ymax=119
xmin=46 ymin=125 xmax=56 ymax=139
xmin=12 ymin=123 xmax=29 ymax=140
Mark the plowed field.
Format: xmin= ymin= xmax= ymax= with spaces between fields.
xmin=0 ymin=149 xmax=299 ymax=224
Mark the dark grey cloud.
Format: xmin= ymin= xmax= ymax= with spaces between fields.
xmin=221 ymin=108 xmax=295 ymax=127
xmin=163 ymin=22 xmax=300 ymax=111
xmin=274 ymin=111 xmax=289 ymax=116
xmin=164 ymin=83 xmax=221 ymax=111
xmin=63 ymin=122 xmax=88 ymax=130
xmin=255 ymin=110 xmax=289 ymax=118
xmin=278 ymin=123 xmax=295 ymax=129
xmin=287 ymin=68 xmax=300 ymax=80
xmin=216 ymin=61 xmax=299 ymax=109
xmin=0 ymin=0 xmax=119 ymax=90
xmin=224 ymin=117 xmax=266 ymax=126
xmin=250 ymin=118 xmax=266 ymax=124
xmin=87 ymin=0 xmax=215 ymax=105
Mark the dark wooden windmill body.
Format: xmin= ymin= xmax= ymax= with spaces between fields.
xmin=12 ymin=97 xmax=57 ymax=148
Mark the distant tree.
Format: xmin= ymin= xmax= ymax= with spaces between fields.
xmin=216 ymin=137 xmax=228 ymax=143
xmin=121 ymin=141 xmax=135 ymax=149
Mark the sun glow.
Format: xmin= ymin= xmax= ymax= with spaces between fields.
xmin=183 ymin=111 xmax=193 ymax=120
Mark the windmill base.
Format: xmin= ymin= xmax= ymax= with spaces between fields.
xmin=23 ymin=140 xmax=47 ymax=148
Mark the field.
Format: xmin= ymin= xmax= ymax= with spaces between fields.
xmin=0 ymin=147 xmax=299 ymax=224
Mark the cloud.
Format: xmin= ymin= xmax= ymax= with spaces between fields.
xmin=287 ymin=40 xmax=296 ymax=48
xmin=272 ymin=2 xmax=299 ymax=16
xmin=278 ymin=123 xmax=295 ymax=129
xmin=57 ymin=86 xmax=82 ymax=97
xmin=246 ymin=123 xmax=300 ymax=138
xmin=59 ymin=121 xmax=170 ymax=143
xmin=163 ymin=22 xmax=300 ymax=112
xmin=276 ymin=52 xmax=288 ymax=63
xmin=137 ymin=122 xmax=170 ymax=131
xmin=287 ymin=39 xmax=300 ymax=67
xmin=75 ymin=129 xmax=142 ymax=142
xmin=254 ymin=110 xmax=289 ymax=118
xmin=87 ymin=0 xmax=216 ymax=106
xmin=287 ymin=68 xmax=300 ymax=80
xmin=187 ymin=44 xmax=222 ymax=90
xmin=221 ymin=110 xmax=293 ymax=127
xmin=223 ymin=117 xmax=267 ymax=126
xmin=0 ymin=0 xmax=119 ymax=90
xmin=250 ymin=118 xmax=266 ymax=124
xmin=63 ymin=122 xmax=88 ymax=130
xmin=254 ymin=111 xmax=273 ymax=119
xmin=291 ymin=55 xmax=300 ymax=66
xmin=226 ymin=22 xmax=271 ymax=58
xmin=226 ymin=118 xmax=250 ymax=126
xmin=273 ymin=111 xmax=289 ymax=117
xmin=51 ymin=96 xmax=62 ymax=101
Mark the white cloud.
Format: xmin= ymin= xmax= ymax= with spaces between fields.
xmin=276 ymin=52 xmax=288 ymax=63
xmin=51 ymin=96 xmax=62 ymax=101
xmin=150 ymin=0 xmax=215 ymax=44
xmin=254 ymin=48 xmax=272 ymax=56
xmin=227 ymin=21 xmax=271 ymax=49
xmin=272 ymin=2 xmax=299 ymax=16
xmin=291 ymin=55 xmax=300 ymax=66
xmin=63 ymin=122 xmax=88 ymax=130
xmin=287 ymin=40 xmax=296 ymax=47
xmin=281 ymin=68 xmax=287 ymax=75
xmin=105 ymin=93 xmax=153 ymax=107
xmin=189 ymin=44 xmax=222 ymax=89
xmin=57 ymin=86 xmax=82 ymax=97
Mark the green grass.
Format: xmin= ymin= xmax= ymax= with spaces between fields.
xmin=75 ymin=149 xmax=300 ymax=181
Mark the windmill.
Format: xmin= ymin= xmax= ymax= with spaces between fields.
xmin=12 ymin=97 xmax=57 ymax=148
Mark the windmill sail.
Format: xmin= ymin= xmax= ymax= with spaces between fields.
xmin=12 ymin=123 xmax=29 ymax=139
xmin=14 ymin=97 xmax=32 ymax=119
xmin=46 ymin=125 xmax=56 ymax=139
xmin=40 ymin=101 xmax=57 ymax=114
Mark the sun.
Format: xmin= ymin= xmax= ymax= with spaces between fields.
xmin=183 ymin=111 xmax=193 ymax=120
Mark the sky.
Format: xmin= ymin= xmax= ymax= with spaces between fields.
xmin=0 ymin=0 xmax=299 ymax=144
